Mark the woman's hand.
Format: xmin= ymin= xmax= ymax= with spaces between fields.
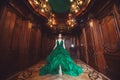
xmin=63 ymin=40 xmax=66 ymax=49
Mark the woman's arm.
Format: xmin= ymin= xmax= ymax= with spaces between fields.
xmin=53 ymin=40 xmax=57 ymax=49
xmin=63 ymin=40 xmax=66 ymax=49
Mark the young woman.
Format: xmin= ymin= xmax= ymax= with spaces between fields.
xmin=39 ymin=34 xmax=83 ymax=76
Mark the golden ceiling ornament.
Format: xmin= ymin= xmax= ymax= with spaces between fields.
xmin=28 ymin=0 xmax=91 ymax=16
xmin=70 ymin=0 xmax=91 ymax=17
xmin=28 ymin=0 xmax=91 ymax=31
xmin=70 ymin=0 xmax=84 ymax=13
xmin=28 ymin=0 xmax=51 ymax=18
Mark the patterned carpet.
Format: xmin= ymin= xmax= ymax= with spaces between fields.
xmin=7 ymin=60 xmax=110 ymax=80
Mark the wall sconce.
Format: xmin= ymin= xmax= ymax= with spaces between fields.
xmin=89 ymin=19 xmax=93 ymax=28
xmin=28 ymin=21 xmax=32 ymax=29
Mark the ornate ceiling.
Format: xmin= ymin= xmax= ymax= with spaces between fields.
xmin=28 ymin=0 xmax=91 ymax=33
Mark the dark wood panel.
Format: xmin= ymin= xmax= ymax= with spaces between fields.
xmin=85 ymin=25 xmax=97 ymax=69
xmin=78 ymin=5 xmax=120 ymax=79
xmin=79 ymin=28 xmax=88 ymax=63
xmin=104 ymin=53 xmax=120 ymax=80
xmin=101 ymin=15 xmax=118 ymax=50
xmin=99 ymin=5 xmax=120 ymax=79
xmin=0 ymin=5 xmax=42 ymax=79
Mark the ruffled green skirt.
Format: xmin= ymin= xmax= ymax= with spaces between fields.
xmin=39 ymin=46 xmax=83 ymax=76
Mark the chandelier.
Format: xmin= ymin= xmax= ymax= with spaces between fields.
xmin=67 ymin=13 xmax=76 ymax=27
xmin=47 ymin=13 xmax=56 ymax=27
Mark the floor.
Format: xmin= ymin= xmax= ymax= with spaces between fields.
xmin=7 ymin=60 xmax=111 ymax=80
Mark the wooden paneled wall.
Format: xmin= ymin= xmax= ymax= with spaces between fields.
xmin=100 ymin=5 xmax=120 ymax=79
xmin=0 ymin=5 xmax=42 ymax=79
xmin=78 ymin=4 xmax=120 ymax=79
xmin=40 ymin=34 xmax=55 ymax=59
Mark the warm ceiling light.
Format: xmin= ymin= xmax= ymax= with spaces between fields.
xmin=48 ymin=18 xmax=52 ymax=22
xmin=52 ymin=14 xmax=55 ymax=17
xmin=70 ymin=0 xmax=89 ymax=14
xmin=77 ymin=0 xmax=83 ymax=5
xmin=75 ymin=9 xmax=78 ymax=13
xmin=29 ymin=0 xmax=32 ymax=4
xmin=70 ymin=0 xmax=73 ymax=2
xmin=71 ymin=2 xmax=80 ymax=13
xmin=71 ymin=24 xmax=74 ymax=27
xmin=52 ymin=19 xmax=56 ymax=25
xmin=89 ymin=20 xmax=93 ymax=27
xmin=34 ymin=0 xmax=39 ymax=5
xmin=80 ymin=1 xmax=83 ymax=5
xmin=71 ymin=4 xmax=75 ymax=8
xmin=45 ymin=0 xmax=48 ymax=2
xmin=41 ymin=9 xmax=44 ymax=12
xmin=68 ymin=13 xmax=72 ymax=17
xmin=43 ymin=4 xmax=47 ymax=8
xmin=50 ymin=25 xmax=53 ymax=27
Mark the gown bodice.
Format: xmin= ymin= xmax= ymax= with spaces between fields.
xmin=56 ymin=40 xmax=63 ymax=47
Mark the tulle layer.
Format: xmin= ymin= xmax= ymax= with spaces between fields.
xmin=39 ymin=47 xmax=83 ymax=76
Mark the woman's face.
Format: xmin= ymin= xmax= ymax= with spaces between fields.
xmin=58 ymin=34 xmax=62 ymax=39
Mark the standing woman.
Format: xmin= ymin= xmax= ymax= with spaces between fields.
xmin=39 ymin=34 xmax=83 ymax=76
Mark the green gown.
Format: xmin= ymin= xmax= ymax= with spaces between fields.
xmin=39 ymin=40 xmax=83 ymax=76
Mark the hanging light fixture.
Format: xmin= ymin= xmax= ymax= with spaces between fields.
xmin=67 ymin=13 xmax=76 ymax=27
xmin=47 ymin=13 xmax=56 ymax=27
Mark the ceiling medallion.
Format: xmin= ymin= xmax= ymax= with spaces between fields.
xmin=28 ymin=0 xmax=91 ymax=31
